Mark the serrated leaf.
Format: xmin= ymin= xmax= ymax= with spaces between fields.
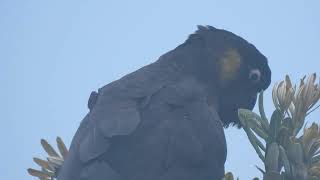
xmin=246 ymin=127 xmax=267 ymax=152
xmin=265 ymin=142 xmax=280 ymax=172
xmin=238 ymin=109 xmax=263 ymax=124
xmin=279 ymin=145 xmax=291 ymax=176
xmin=304 ymin=138 xmax=318 ymax=160
xmin=254 ymin=135 xmax=267 ymax=152
xmin=244 ymin=127 xmax=265 ymax=162
xmin=282 ymin=117 xmax=293 ymax=130
xmin=269 ymin=110 xmax=283 ymax=141
xmin=309 ymin=166 xmax=320 ymax=177
xmin=309 ymin=139 xmax=320 ymax=158
xmin=238 ymin=109 xmax=268 ymax=140
xmin=258 ymin=91 xmax=270 ymax=131
xmin=238 ymin=109 xmax=252 ymax=125
xmin=255 ymin=165 xmax=265 ymax=174
xmin=287 ymin=142 xmax=304 ymax=164
xmin=245 ymin=116 xmax=269 ymax=141
xmin=312 ymin=155 xmax=320 ymax=165
xmin=294 ymin=119 xmax=307 ymax=137
xmin=276 ymin=126 xmax=290 ymax=148
xmin=263 ymin=171 xmax=283 ymax=180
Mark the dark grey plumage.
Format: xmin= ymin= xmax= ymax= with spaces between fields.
xmin=57 ymin=25 xmax=271 ymax=180
xmin=87 ymin=91 xmax=98 ymax=111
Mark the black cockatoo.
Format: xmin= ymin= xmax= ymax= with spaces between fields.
xmin=53 ymin=25 xmax=271 ymax=180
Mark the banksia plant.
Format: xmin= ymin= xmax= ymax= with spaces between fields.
xmin=28 ymin=137 xmax=68 ymax=180
xmin=300 ymin=123 xmax=320 ymax=179
xmin=238 ymin=73 xmax=320 ymax=180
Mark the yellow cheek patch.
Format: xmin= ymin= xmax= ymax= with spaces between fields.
xmin=219 ymin=49 xmax=241 ymax=82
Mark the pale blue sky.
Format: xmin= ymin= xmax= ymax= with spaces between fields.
xmin=1 ymin=0 xmax=320 ymax=179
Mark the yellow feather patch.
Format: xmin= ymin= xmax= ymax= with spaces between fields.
xmin=219 ymin=49 xmax=241 ymax=82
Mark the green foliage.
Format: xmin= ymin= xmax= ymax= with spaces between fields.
xmin=232 ymin=74 xmax=320 ymax=180
xmin=238 ymin=92 xmax=320 ymax=179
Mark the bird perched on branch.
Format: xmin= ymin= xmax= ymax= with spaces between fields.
xmin=36 ymin=25 xmax=271 ymax=180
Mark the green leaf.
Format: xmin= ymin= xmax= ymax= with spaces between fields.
xmin=245 ymin=116 xmax=269 ymax=141
xmin=238 ymin=109 xmax=262 ymax=126
xmin=308 ymin=139 xmax=320 ymax=159
xmin=276 ymin=126 xmax=290 ymax=148
xmin=238 ymin=109 xmax=249 ymax=128
xmin=263 ymin=171 xmax=283 ymax=180
xmin=279 ymin=145 xmax=291 ymax=176
xmin=239 ymin=109 xmax=266 ymax=160
xmin=265 ymin=142 xmax=280 ymax=172
xmin=282 ymin=117 xmax=293 ymax=129
xmin=255 ymin=165 xmax=266 ymax=174
xmin=269 ymin=110 xmax=283 ymax=142
xmin=287 ymin=142 xmax=304 ymax=165
xmin=311 ymin=155 xmax=320 ymax=164
xmin=251 ymin=129 xmax=267 ymax=152
xmin=245 ymin=127 xmax=266 ymax=162
xmin=238 ymin=109 xmax=268 ymax=140
xmin=294 ymin=119 xmax=306 ymax=137
xmin=258 ymin=91 xmax=270 ymax=131
xmin=282 ymin=117 xmax=294 ymax=136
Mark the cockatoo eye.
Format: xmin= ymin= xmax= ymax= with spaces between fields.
xmin=249 ymin=69 xmax=261 ymax=83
